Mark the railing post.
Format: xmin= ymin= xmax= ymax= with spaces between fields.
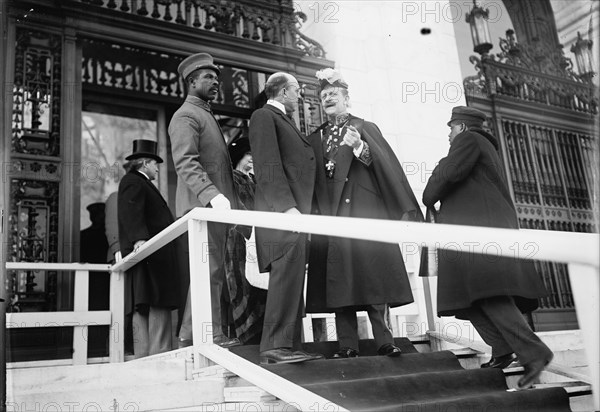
xmin=422 ymin=276 xmax=436 ymax=333
xmin=568 ymin=262 xmax=599 ymax=410
xmin=188 ymin=218 xmax=213 ymax=369
xmin=73 ymin=270 xmax=89 ymax=365
xmin=109 ymin=268 xmax=125 ymax=363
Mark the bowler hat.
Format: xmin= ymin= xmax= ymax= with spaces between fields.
xmin=228 ymin=137 xmax=251 ymax=168
xmin=447 ymin=106 xmax=487 ymax=126
xmin=125 ymin=139 xmax=163 ymax=163
xmin=178 ymin=52 xmax=221 ymax=80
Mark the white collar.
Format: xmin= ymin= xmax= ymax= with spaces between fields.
xmin=267 ymin=99 xmax=286 ymax=114
xmin=138 ymin=170 xmax=150 ymax=180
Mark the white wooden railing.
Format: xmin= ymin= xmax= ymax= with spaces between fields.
xmin=5 ymin=207 xmax=600 ymax=410
xmin=5 ymin=263 xmax=114 ymax=366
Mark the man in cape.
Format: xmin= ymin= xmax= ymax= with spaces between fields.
xmin=306 ymin=68 xmax=423 ymax=358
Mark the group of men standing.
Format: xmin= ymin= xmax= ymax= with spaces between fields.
xmin=116 ymin=51 xmax=553 ymax=389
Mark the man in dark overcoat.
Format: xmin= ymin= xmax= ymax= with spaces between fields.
xmin=80 ymin=202 xmax=110 ymax=356
xmin=168 ymin=52 xmax=240 ymax=348
xmin=306 ymin=68 xmax=423 ymax=358
xmin=423 ymin=106 xmax=553 ymax=389
xmin=249 ymin=72 xmax=322 ymax=364
xmin=118 ymin=139 xmax=181 ymax=358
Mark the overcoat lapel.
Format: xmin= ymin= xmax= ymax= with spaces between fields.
xmin=309 ymin=131 xmax=332 ymax=216
xmin=133 ymin=170 xmax=171 ymax=211
xmin=266 ymin=105 xmax=309 ymax=144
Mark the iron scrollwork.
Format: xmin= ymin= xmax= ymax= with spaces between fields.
xmin=7 ymin=180 xmax=60 ymax=313
xmin=12 ymin=29 xmax=62 ymax=156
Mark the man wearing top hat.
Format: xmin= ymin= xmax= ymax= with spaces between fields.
xmin=168 ymin=52 xmax=240 ymax=348
xmin=118 ymin=139 xmax=181 ymax=358
xmin=423 ymin=106 xmax=553 ymax=389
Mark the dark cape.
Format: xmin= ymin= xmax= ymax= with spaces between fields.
xmin=306 ymin=115 xmax=424 ymax=312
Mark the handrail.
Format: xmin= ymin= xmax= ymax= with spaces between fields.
xmin=115 ymin=208 xmax=599 ymax=271
xmin=5 ymin=263 xmax=111 ymax=271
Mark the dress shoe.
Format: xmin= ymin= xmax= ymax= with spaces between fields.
xmin=294 ymin=350 xmax=324 ymax=360
xmin=333 ymin=347 xmax=359 ymax=358
xmin=260 ymin=348 xmax=318 ymax=364
xmin=518 ymin=354 xmax=553 ymax=389
xmin=378 ymin=343 xmax=402 ymax=357
xmin=213 ymin=335 xmax=241 ymax=348
xmin=481 ymin=353 xmax=518 ymax=369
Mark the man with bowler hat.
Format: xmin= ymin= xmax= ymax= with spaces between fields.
xmin=168 ymin=52 xmax=240 ymax=348
xmin=118 ymin=139 xmax=181 ymax=358
xmin=423 ymin=106 xmax=553 ymax=389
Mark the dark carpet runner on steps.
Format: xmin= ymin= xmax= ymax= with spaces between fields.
xmin=229 ymin=338 xmax=571 ymax=411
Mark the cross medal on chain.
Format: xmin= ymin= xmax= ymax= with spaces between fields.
xmin=324 ymin=120 xmax=349 ymax=179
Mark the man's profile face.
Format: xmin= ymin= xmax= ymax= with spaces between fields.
xmin=448 ymin=122 xmax=464 ymax=145
xmin=190 ymin=69 xmax=220 ymax=101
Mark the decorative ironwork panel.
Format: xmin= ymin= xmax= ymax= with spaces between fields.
xmin=556 ymin=131 xmax=593 ymax=211
xmin=214 ymin=66 xmax=250 ymax=108
xmin=82 ymin=38 xmax=184 ymax=99
xmin=499 ymin=118 xmax=596 ymax=313
xmin=502 ymin=120 xmax=540 ymax=205
xmin=12 ymin=29 xmax=62 ymax=156
xmin=535 ymin=261 xmax=574 ymax=310
xmin=464 ymin=31 xmax=598 ymax=115
xmin=81 ymin=38 xmax=258 ymax=107
xmin=297 ymin=84 xmax=324 ymax=135
xmin=78 ymin=0 xmax=325 ymax=58
xmin=529 ymin=126 xmax=567 ymax=208
xmin=7 ymin=179 xmax=60 ymax=313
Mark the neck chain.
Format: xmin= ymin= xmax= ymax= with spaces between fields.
xmin=328 ymin=112 xmax=350 ymax=127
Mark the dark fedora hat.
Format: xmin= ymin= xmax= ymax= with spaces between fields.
xmin=125 ymin=139 xmax=163 ymax=163
xmin=228 ymin=137 xmax=251 ymax=168
xmin=447 ymin=106 xmax=487 ymax=126
xmin=178 ymin=52 xmax=221 ymax=79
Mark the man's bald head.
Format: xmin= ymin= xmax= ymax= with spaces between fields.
xmin=265 ymin=72 xmax=298 ymax=99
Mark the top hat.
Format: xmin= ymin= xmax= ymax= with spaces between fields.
xmin=315 ymin=68 xmax=349 ymax=91
xmin=125 ymin=139 xmax=163 ymax=163
xmin=228 ymin=137 xmax=251 ymax=168
xmin=178 ymin=52 xmax=221 ymax=80
xmin=447 ymin=106 xmax=487 ymax=126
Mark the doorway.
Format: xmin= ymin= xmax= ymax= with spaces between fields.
xmin=79 ymin=97 xmax=169 ymax=357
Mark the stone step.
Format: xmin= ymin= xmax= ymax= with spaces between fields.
xmin=8 ymin=358 xmax=188 ymax=395
xmin=153 ymin=400 xmax=298 ymax=412
xmin=8 ymin=379 xmax=225 ymax=412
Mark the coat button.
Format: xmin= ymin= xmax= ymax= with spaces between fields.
xmin=345 ymin=178 xmax=349 ymax=182
xmin=345 ymin=198 xmax=350 ymax=204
